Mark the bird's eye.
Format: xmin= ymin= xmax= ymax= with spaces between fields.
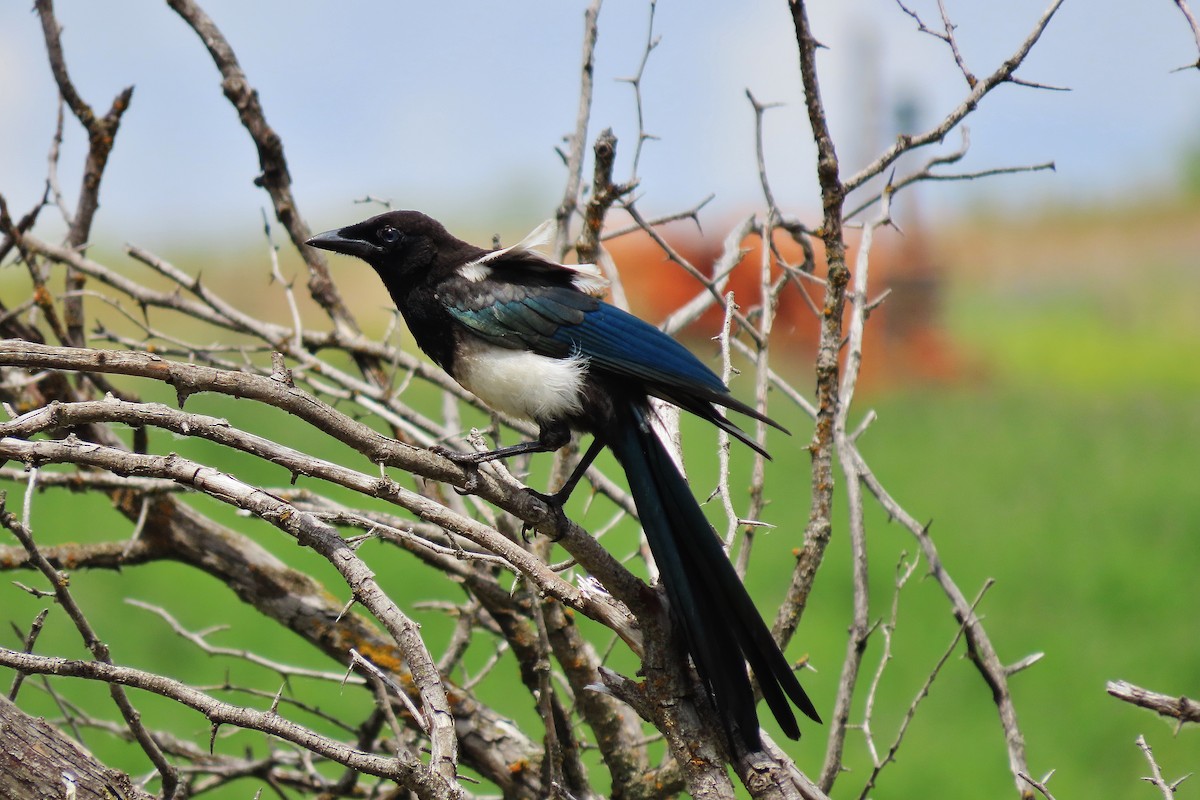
xmin=378 ymin=226 xmax=401 ymax=245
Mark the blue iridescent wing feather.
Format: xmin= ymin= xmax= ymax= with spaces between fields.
xmin=444 ymin=283 xmax=725 ymax=395
xmin=548 ymin=301 xmax=728 ymax=395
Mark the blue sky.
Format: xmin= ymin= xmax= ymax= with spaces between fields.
xmin=1 ymin=1 xmax=1197 ymax=250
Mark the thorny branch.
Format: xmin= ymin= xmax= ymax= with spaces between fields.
xmin=164 ymin=0 xmax=362 ymax=342
xmin=842 ymin=128 xmax=1056 ymax=222
xmin=848 ymin=0 xmax=1067 ymax=194
xmin=555 ymin=0 xmax=604 ymax=259
xmin=0 ymin=359 xmax=638 ymax=644
xmin=1135 ymin=735 xmax=1190 ymax=800
xmin=4 ymin=481 xmax=179 ymax=798
xmin=1018 ymin=772 xmax=1059 ymax=800
xmin=0 ymin=648 xmax=461 ymax=798
xmin=818 ymin=184 xmax=893 ymax=789
xmin=2 ymin=435 xmax=464 ymax=786
xmin=774 ymin=0 xmax=847 ymax=684
xmin=35 ymin=0 xmax=135 ymax=348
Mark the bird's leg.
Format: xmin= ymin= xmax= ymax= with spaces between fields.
xmin=432 ymin=422 xmax=571 ymax=464
xmin=431 ymin=423 xmax=572 ymax=495
xmin=524 ymin=436 xmax=605 ymax=541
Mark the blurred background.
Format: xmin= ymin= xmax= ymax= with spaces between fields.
xmin=2 ymin=1 xmax=1198 ymax=798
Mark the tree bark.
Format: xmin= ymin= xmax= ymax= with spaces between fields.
xmin=0 ymin=694 xmax=153 ymax=800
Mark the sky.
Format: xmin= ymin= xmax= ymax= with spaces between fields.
xmin=1 ymin=1 xmax=1197 ymax=251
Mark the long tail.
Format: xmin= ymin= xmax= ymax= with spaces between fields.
xmin=607 ymin=400 xmax=820 ymax=752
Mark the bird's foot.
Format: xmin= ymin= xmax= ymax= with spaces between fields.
xmin=522 ymin=488 xmax=571 ymax=543
xmin=430 ymin=445 xmax=485 ymax=494
xmin=430 ymin=444 xmax=494 ymax=465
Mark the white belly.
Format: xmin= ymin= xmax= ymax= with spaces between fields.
xmin=454 ymin=339 xmax=588 ymax=423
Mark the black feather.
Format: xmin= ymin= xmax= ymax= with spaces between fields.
xmin=608 ymin=401 xmax=818 ymax=750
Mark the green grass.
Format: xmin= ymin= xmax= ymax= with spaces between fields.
xmin=949 ymin=285 xmax=1200 ymax=395
xmin=834 ymin=387 xmax=1200 ymax=799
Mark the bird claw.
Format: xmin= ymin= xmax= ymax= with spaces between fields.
xmin=522 ymin=488 xmax=571 ymax=542
xmin=430 ymin=445 xmax=482 ymax=493
xmin=430 ymin=444 xmax=483 ymax=464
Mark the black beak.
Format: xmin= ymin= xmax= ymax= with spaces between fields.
xmin=306 ymin=228 xmax=381 ymax=260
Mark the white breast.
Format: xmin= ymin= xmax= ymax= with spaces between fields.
xmin=454 ymin=338 xmax=588 ymax=423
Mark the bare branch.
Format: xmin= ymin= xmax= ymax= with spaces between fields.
xmin=1171 ymin=0 xmax=1200 ymax=70
xmin=819 ymin=179 xmax=893 ymax=789
xmin=2 ymin=488 xmax=179 ymax=797
xmin=746 ymin=89 xmax=786 ymax=218
xmin=843 ymin=127 xmax=1056 ymax=221
xmin=618 ymin=0 xmax=662 ymax=180
xmin=0 ymin=381 xmax=639 ymax=646
xmin=6 ymin=608 xmax=49 ymax=702
xmin=555 ymin=0 xmax=603 ymax=258
xmin=0 ymin=493 xmax=544 ymax=796
xmin=895 ymin=0 xmax=976 ymax=86
xmin=1 ymin=438 xmax=462 ymax=784
xmin=1135 ymin=735 xmax=1190 ymax=799
xmin=0 ymin=648 xmax=461 ymax=798
xmin=34 ymin=0 xmax=135 ymax=347
xmin=127 ymin=600 xmax=362 ymax=685
xmin=857 ymin=580 xmax=995 ymax=800
xmin=856 ymin=556 xmax=918 ymax=774
xmin=163 ymin=0 xmax=364 ymax=344
xmin=621 ymin=202 xmax=764 ymax=346
xmin=1106 ymin=680 xmax=1200 ymax=725
xmin=599 ymin=193 xmax=712 ymax=240
xmin=775 ymin=2 xmax=850 ymax=670
xmin=576 ymin=128 xmax=637 ymax=268
xmin=1018 ymin=771 xmax=1059 ymax=800
xmin=660 ymin=215 xmax=755 ymax=337
xmin=845 ymin=0 xmax=1067 ymax=194
xmin=846 ymin=447 xmax=1033 ymax=793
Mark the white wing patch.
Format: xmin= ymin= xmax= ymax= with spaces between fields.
xmin=567 ymin=261 xmax=609 ymax=297
xmin=457 ymin=220 xmax=610 ymax=298
xmin=454 ymin=338 xmax=588 ymax=423
xmin=459 ymin=262 xmax=492 ymax=283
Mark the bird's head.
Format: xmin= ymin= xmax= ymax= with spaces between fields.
xmin=307 ymin=210 xmax=456 ymax=282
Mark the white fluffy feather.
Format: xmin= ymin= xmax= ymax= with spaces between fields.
xmin=458 ymin=262 xmax=493 ymax=283
xmin=568 ymin=257 xmax=609 ymax=297
xmin=454 ymin=338 xmax=588 ymax=422
xmin=457 ymin=220 xmax=609 ymax=297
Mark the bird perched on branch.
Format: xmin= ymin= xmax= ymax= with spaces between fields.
xmin=308 ymin=210 xmax=820 ymax=751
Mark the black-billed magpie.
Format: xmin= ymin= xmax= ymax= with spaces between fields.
xmin=307 ymin=210 xmax=820 ymax=751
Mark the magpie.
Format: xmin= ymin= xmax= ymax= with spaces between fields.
xmin=307 ymin=210 xmax=821 ymax=751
